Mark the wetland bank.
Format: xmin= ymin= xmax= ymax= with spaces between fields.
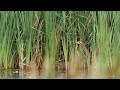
xmin=0 ymin=11 xmax=120 ymax=79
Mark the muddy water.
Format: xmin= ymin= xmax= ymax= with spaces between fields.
xmin=0 ymin=69 xmax=89 ymax=79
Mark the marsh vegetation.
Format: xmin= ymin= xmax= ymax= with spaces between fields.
xmin=0 ymin=11 xmax=120 ymax=79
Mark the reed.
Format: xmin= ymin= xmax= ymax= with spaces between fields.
xmin=0 ymin=11 xmax=120 ymax=79
xmin=42 ymin=11 xmax=59 ymax=78
xmin=90 ymin=11 xmax=120 ymax=78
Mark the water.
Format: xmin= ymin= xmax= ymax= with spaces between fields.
xmin=0 ymin=69 xmax=89 ymax=79
xmin=7 ymin=69 xmax=119 ymax=79
xmin=0 ymin=70 xmax=102 ymax=79
xmin=0 ymin=69 xmax=68 ymax=79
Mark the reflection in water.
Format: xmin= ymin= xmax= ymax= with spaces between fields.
xmin=0 ymin=69 xmax=120 ymax=79
xmin=0 ymin=69 xmax=89 ymax=79
xmin=0 ymin=69 xmax=68 ymax=79
xmin=0 ymin=70 xmax=28 ymax=79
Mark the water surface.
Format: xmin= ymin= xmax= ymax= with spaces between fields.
xmin=0 ymin=69 xmax=90 ymax=79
